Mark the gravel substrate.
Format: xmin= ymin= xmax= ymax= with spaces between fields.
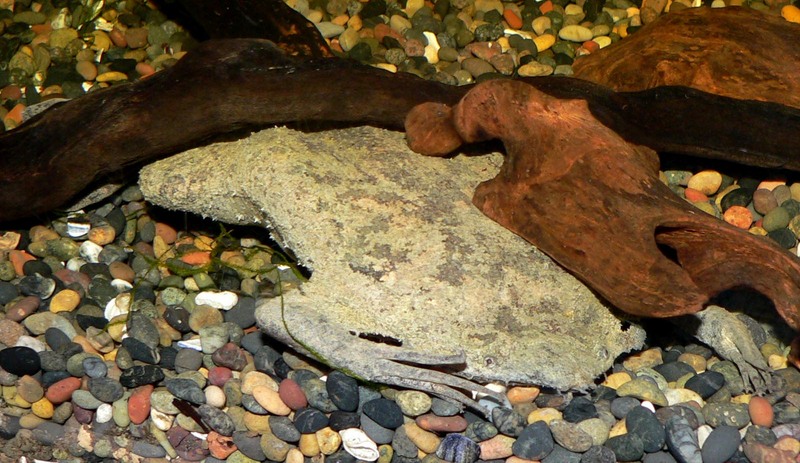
xmin=2 ymin=0 xmax=800 ymax=462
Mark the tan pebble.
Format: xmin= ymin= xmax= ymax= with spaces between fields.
xmin=533 ymin=33 xmax=556 ymax=52
xmin=576 ymin=417 xmax=610 ymax=446
xmin=109 ymin=27 xmax=127 ymax=48
xmin=616 ymin=378 xmax=668 ymax=406
xmin=241 ymin=371 xmax=279 ymax=394
xmin=609 ymin=419 xmax=627 ymax=438
xmin=299 ymin=433 xmax=320 ymax=457
xmin=507 ymin=386 xmax=540 ymax=405
xmin=86 ymin=326 xmax=116 ymax=353
xmin=782 ymin=4 xmax=800 ymax=23
xmin=758 ymin=179 xmax=786 ymax=191
xmin=205 ymin=385 xmax=226 ymax=408
xmin=762 ymin=342 xmax=783 ymax=360
xmin=50 ymin=288 xmax=81 ymax=313
xmin=790 ymin=183 xmax=800 ymax=202
xmin=72 ymin=335 xmax=100 ymax=355
xmin=769 ymin=354 xmax=788 ymax=369
xmin=749 ymin=226 xmax=768 ymax=236
xmin=677 ymin=353 xmax=706 ymax=372
xmin=253 ymin=385 xmax=291 ymax=415
xmin=155 ymin=222 xmax=178 ymax=244
xmin=96 ymin=71 xmax=128 ymax=82
xmin=16 ymin=375 xmax=44 ymax=403
xmin=532 ymin=16 xmax=551 ymax=35
xmin=0 ymin=319 xmax=25 ymax=345
xmin=527 ymin=407 xmax=562 ymax=424
xmin=88 ymin=224 xmax=116 ymax=245
xmin=243 ymin=411 xmax=271 ymax=433
xmin=286 ymin=448 xmax=305 ymax=463
xmin=262 ymin=431 xmax=294 ymax=461
xmin=558 ymin=24 xmax=593 ymax=42
xmin=622 ymin=347 xmax=663 ymax=371
xmin=124 ymin=27 xmax=149 ymax=48
xmin=478 ymin=434 xmax=515 ymax=460
xmin=90 ymin=31 xmax=112 ymax=51
xmin=316 ymin=427 xmax=341 ymax=455
xmin=775 ymin=435 xmax=800 ymax=454
xmin=404 ymin=422 xmax=440 ymax=454
xmin=664 ymin=388 xmax=704 ymax=407
xmin=0 ymin=231 xmax=21 ymax=250
xmin=19 ymin=413 xmax=46 ymax=429
xmin=75 ymin=60 xmax=98 ymax=81
xmin=602 ymin=372 xmax=632 ymax=389
xmin=517 ymin=61 xmax=553 ymax=77
xmin=743 ymin=442 xmax=796 ymax=462
xmin=108 ymin=261 xmax=136 ymax=283
xmin=188 ymin=305 xmax=223 ymax=332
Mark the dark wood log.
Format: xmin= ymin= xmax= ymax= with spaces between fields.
xmin=572 ymin=7 xmax=800 ymax=109
xmin=406 ymin=80 xmax=800 ymax=331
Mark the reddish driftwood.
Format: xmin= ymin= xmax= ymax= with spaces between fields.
xmin=572 ymin=7 xmax=800 ymax=109
xmin=406 ymin=80 xmax=800 ymax=331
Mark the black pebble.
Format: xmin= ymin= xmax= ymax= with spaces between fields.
xmin=625 ymin=406 xmax=665 ymax=453
xmin=685 ymin=371 xmax=726 ymax=399
xmin=269 ymin=415 xmax=300 ymax=442
xmin=119 ymin=365 xmax=165 ymax=388
xmin=392 ymin=425 xmax=418 ymax=458
xmin=44 ymin=327 xmax=71 ymax=352
xmin=121 ymin=338 xmax=160 ymax=364
xmin=232 ymin=431 xmax=266 ymax=460
xmin=253 ymin=345 xmax=281 ymax=374
xmin=23 ymin=259 xmax=52 ymax=277
xmin=492 ymin=407 xmax=526 ymax=436
xmin=18 ymin=274 xmax=56 ymax=299
xmin=328 ymin=411 xmax=361 ymax=431
xmin=542 ymin=444 xmax=582 ymax=463
xmin=604 ymin=433 xmax=644 ymax=462
xmin=76 ymin=313 xmax=108 ymax=331
xmin=158 ymin=346 xmax=178 ymax=370
xmin=465 ymin=419 xmax=497 ymax=441
xmin=580 ymin=445 xmax=617 ymax=463
xmin=293 ymin=407 xmax=329 ymax=433
xmin=241 ymin=395 xmax=268 ymax=415
xmin=563 ymin=396 xmax=598 ymax=423
xmin=41 ymin=370 xmax=71 ymax=388
xmin=512 ymin=421 xmax=554 ymax=460
xmin=0 ymin=281 xmax=19 ymax=304
xmin=768 ymin=227 xmax=797 ymax=248
xmin=224 ymin=296 xmax=256 ymax=328
xmin=240 ymin=332 xmax=269 ymax=354
xmin=654 ymin=361 xmax=697 ymax=382
xmin=0 ymin=346 xmax=41 ymax=376
xmin=720 ymin=188 xmax=753 ymax=211
xmin=362 ymin=398 xmax=404 ymax=429
xmin=326 ymin=370 xmax=359 ymax=412
xmin=272 ymin=357 xmax=292 ymax=379
xmin=163 ymin=307 xmax=192 ymax=333
xmin=436 ymin=433 xmax=481 ymax=463
xmin=325 ymin=449 xmax=357 ymax=463
xmin=611 ymin=397 xmax=641 ymax=419
xmin=166 ymin=378 xmax=206 ymax=405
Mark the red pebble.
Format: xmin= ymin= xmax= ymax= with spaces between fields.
xmin=72 ymin=402 xmax=94 ymax=424
xmin=415 ymin=413 xmax=468 ymax=432
xmin=743 ymin=442 xmax=795 ymax=463
xmin=128 ymin=384 xmax=154 ymax=425
xmin=6 ymin=296 xmax=40 ymax=322
xmin=278 ymin=378 xmax=308 ymax=410
xmin=208 ymin=366 xmax=233 ymax=387
xmin=45 ymin=377 xmax=81 ymax=404
xmin=749 ymin=396 xmax=774 ymax=427
xmin=683 ymin=187 xmax=708 ymax=203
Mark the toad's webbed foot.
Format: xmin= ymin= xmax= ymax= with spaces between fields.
xmin=675 ymin=305 xmax=771 ymax=393
xmin=255 ymin=298 xmax=505 ymax=415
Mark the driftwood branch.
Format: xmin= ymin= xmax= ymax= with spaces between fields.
xmin=406 ymin=80 xmax=800 ymax=331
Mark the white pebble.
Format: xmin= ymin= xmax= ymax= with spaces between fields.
xmin=15 ymin=335 xmax=46 ymax=352
xmin=176 ymin=338 xmax=203 ymax=351
xmin=104 ymin=293 xmax=131 ymax=320
xmin=95 ymin=403 xmax=114 ymax=423
xmin=67 ymin=220 xmax=90 ymax=238
xmin=66 ymin=257 xmax=87 ymax=272
xmin=315 ymin=21 xmax=344 ymax=39
xmin=422 ymin=31 xmax=440 ymax=64
xmin=111 ymin=278 xmax=134 ymax=292
xmin=340 ymin=428 xmax=379 ymax=462
xmin=641 ymin=401 xmax=656 ymax=413
xmin=79 ymin=240 xmax=103 ymax=263
xmin=195 ymin=291 xmax=238 ymax=310
xmin=205 ymin=385 xmax=227 ymax=408
xmin=696 ymin=424 xmax=713 ymax=448
xmin=150 ymin=408 xmax=174 ymax=431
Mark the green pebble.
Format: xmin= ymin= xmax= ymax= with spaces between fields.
xmin=52 ymin=402 xmax=73 ymax=424
xmin=150 ymin=423 xmax=178 ymax=459
xmin=473 ymin=22 xmax=503 ymax=41
xmin=224 ymin=381 xmax=244 ymax=408
xmin=93 ymin=439 xmax=113 ymax=458
xmin=762 ymin=206 xmax=791 ymax=232
xmin=789 ymin=215 xmax=800 ymax=238
xmin=8 ymin=51 xmax=35 ymax=76
xmin=378 ymin=445 xmax=394 ymax=463
xmin=0 ymin=261 xmax=15 ymax=281
xmin=227 ymin=451 xmax=260 ymax=463
xmin=47 ymin=237 xmax=80 ymax=261
xmin=27 ymin=241 xmax=48 ymax=257
xmin=455 ymin=28 xmax=474 ymax=48
xmin=115 ymin=346 xmax=134 ymax=370
xmin=227 ymin=405 xmax=248 ymax=432
xmin=112 ymin=399 xmax=131 ymax=428
xmin=438 ymin=46 xmax=459 ymax=62
xmin=161 ymin=286 xmax=187 ymax=305
xmin=193 ymin=272 xmax=216 ymax=290
xmin=13 ymin=10 xmax=46 ymax=25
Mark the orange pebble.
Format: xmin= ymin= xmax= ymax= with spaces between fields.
xmin=749 ymin=396 xmax=774 ymax=427
xmin=5 ymin=103 xmax=25 ymax=126
xmin=135 ymin=62 xmax=156 ymax=78
xmin=723 ymin=205 xmax=753 ymax=229
xmin=9 ymin=249 xmax=36 ymax=276
xmin=684 ymin=188 xmax=708 ymax=203
xmin=180 ymin=250 xmax=211 ymax=266
xmin=128 ymin=385 xmax=154 ymax=425
xmin=503 ymin=9 xmax=524 ymax=29
xmin=539 ymin=0 xmax=554 ymax=14
xmin=757 ymin=179 xmax=786 ymax=191
xmin=582 ymin=40 xmax=600 ymax=53
xmin=208 ymin=431 xmax=237 ymax=459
